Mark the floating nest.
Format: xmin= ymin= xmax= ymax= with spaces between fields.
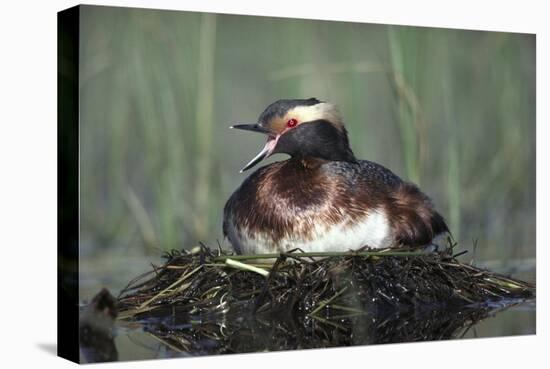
xmin=76 ymin=245 xmax=536 ymax=359
xmin=117 ymin=244 xmax=535 ymax=321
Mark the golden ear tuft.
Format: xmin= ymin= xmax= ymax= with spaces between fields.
xmin=286 ymin=102 xmax=344 ymax=131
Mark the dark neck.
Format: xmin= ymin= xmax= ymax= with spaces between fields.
xmin=274 ymin=120 xmax=356 ymax=162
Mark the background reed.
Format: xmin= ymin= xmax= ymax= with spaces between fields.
xmin=78 ymin=6 xmax=535 ymax=274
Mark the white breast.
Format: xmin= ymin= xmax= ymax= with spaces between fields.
xmin=227 ymin=208 xmax=395 ymax=254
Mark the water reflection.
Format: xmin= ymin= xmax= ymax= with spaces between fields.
xmin=80 ymin=298 xmax=535 ymax=363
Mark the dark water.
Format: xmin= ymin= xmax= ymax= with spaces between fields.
xmin=80 ymin=298 xmax=535 ymax=363
xmin=79 ymin=257 xmax=536 ymax=363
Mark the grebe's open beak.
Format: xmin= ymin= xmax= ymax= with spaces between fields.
xmin=230 ymin=124 xmax=279 ymax=173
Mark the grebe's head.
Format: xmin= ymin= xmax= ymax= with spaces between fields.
xmin=231 ymin=98 xmax=355 ymax=172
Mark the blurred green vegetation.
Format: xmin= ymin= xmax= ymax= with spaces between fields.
xmin=79 ymin=5 xmax=535 ymax=265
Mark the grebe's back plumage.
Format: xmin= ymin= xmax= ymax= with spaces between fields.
xmin=223 ymin=98 xmax=449 ymax=254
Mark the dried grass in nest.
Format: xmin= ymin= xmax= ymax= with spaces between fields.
xmin=116 ymin=244 xmax=535 ymax=322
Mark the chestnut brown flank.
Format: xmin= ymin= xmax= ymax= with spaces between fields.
xmin=224 ymin=157 xmax=448 ymax=250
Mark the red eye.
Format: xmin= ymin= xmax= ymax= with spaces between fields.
xmin=286 ymin=118 xmax=298 ymax=128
